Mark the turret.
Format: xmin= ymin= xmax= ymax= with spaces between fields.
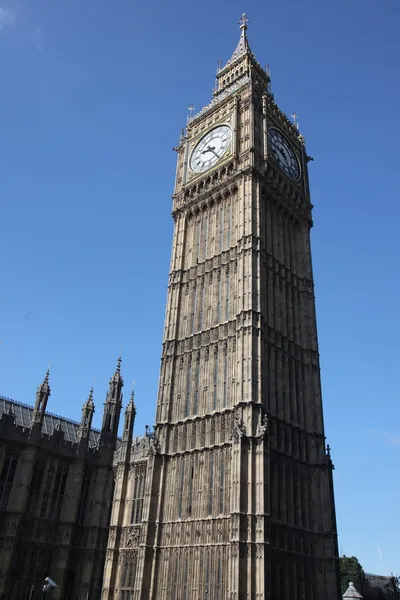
xmin=123 ymin=388 xmax=136 ymax=441
xmin=77 ymin=387 xmax=95 ymax=445
xmin=100 ymin=357 xmax=123 ymax=450
xmin=119 ymin=387 xmax=136 ymax=462
xmin=31 ymin=369 xmax=50 ymax=427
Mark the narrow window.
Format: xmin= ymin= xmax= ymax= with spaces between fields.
xmin=205 ymin=553 xmax=210 ymax=598
xmin=187 ymin=464 xmax=194 ymax=515
xmin=223 ymin=351 xmax=228 ymax=408
xmin=26 ymin=458 xmax=45 ymax=516
xmin=131 ymin=470 xmax=146 ymax=524
xmin=183 ymin=556 xmax=189 ymax=600
xmin=196 ymin=218 xmax=202 ymax=263
xmin=216 ymin=555 xmax=222 ymax=600
xmin=199 ymin=285 xmax=205 ymax=331
xmin=219 ymin=451 xmax=225 ymax=514
xmin=216 ymin=276 xmax=221 ymax=324
xmin=178 ymin=459 xmax=185 ymax=518
xmin=219 ymin=205 xmax=224 ymax=252
xmin=185 ymin=361 xmax=192 ymax=417
xmin=213 ymin=350 xmax=218 ymax=410
xmin=192 ymin=285 xmax=197 ymax=334
xmin=225 ymin=271 xmax=230 ymax=321
xmin=49 ymin=465 xmax=68 ymax=520
xmin=0 ymin=451 xmax=19 ymax=510
xmin=227 ymin=202 xmax=232 ymax=248
xmin=208 ymin=453 xmax=214 ymax=515
xmin=194 ymin=360 xmax=200 ymax=415
xmin=40 ymin=463 xmax=55 ymax=518
xmin=77 ymin=468 xmax=92 ymax=525
xmin=204 ymin=213 xmax=209 ymax=260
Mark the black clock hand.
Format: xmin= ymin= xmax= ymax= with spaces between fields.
xmin=201 ymin=145 xmax=217 ymax=157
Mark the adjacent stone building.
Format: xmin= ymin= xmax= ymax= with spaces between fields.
xmin=0 ymin=359 xmax=130 ymax=599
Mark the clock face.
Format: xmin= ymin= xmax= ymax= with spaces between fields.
xmin=190 ymin=125 xmax=232 ymax=173
xmin=268 ymin=129 xmax=300 ymax=180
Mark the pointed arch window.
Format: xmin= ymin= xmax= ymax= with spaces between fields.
xmin=187 ymin=463 xmax=194 ymax=516
xmin=196 ymin=218 xmax=202 ymax=263
xmin=194 ymin=360 xmax=200 ymax=415
xmin=216 ymin=276 xmax=221 ymax=324
xmin=213 ymin=350 xmax=219 ymax=410
xmin=208 ymin=453 xmax=214 ymax=515
xmin=48 ymin=464 xmax=68 ymax=520
xmin=131 ymin=469 xmax=146 ymax=524
xmin=178 ymin=458 xmax=185 ymax=518
xmin=219 ymin=451 xmax=225 ymax=514
xmin=216 ymin=554 xmax=222 ymax=600
xmin=227 ymin=202 xmax=232 ymax=248
xmin=225 ymin=271 xmax=230 ymax=321
xmin=222 ymin=351 xmax=228 ymax=408
xmin=182 ymin=556 xmax=189 ymax=600
xmin=205 ymin=552 xmax=210 ymax=599
xmin=185 ymin=361 xmax=192 ymax=418
xmin=219 ymin=205 xmax=224 ymax=253
xmin=0 ymin=450 xmax=19 ymax=510
xmin=199 ymin=285 xmax=205 ymax=331
xmin=203 ymin=212 xmax=209 ymax=260
xmin=191 ymin=284 xmax=197 ymax=334
xmin=26 ymin=457 xmax=45 ymax=516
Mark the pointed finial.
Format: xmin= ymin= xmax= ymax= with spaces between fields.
xmin=37 ymin=367 xmax=50 ymax=391
xmin=217 ymin=58 xmax=222 ymax=72
xmin=187 ymin=104 xmax=195 ymax=123
xmin=239 ymin=13 xmax=249 ymax=31
xmin=116 ymin=356 xmax=122 ymax=374
xmin=326 ymin=443 xmax=331 ymax=457
xmin=291 ymin=112 xmax=299 ymax=130
xmin=88 ymin=386 xmax=94 ymax=402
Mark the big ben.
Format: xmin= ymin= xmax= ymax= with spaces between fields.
xmin=115 ymin=14 xmax=341 ymax=600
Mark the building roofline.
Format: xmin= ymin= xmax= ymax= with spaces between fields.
xmin=0 ymin=394 xmax=101 ymax=433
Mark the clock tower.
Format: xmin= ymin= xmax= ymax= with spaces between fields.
xmin=134 ymin=15 xmax=341 ymax=600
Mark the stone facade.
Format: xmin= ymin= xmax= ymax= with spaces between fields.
xmin=103 ymin=16 xmax=341 ymax=600
xmin=0 ymin=359 xmax=129 ymax=600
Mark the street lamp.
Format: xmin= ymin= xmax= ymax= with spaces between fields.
xmin=42 ymin=577 xmax=57 ymax=597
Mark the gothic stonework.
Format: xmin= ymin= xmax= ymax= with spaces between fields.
xmin=123 ymin=14 xmax=341 ymax=600
xmin=0 ymin=359 xmax=123 ymax=599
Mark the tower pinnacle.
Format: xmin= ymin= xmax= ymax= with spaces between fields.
xmin=32 ymin=368 xmax=51 ymax=427
xmin=100 ymin=358 xmax=124 ymax=449
xmin=78 ymin=387 xmax=95 ymax=443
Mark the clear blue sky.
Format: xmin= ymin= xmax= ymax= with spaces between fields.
xmin=1 ymin=0 xmax=399 ymax=577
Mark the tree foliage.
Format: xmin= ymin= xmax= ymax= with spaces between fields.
xmin=340 ymin=555 xmax=366 ymax=594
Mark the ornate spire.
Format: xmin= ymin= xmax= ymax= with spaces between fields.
xmin=122 ymin=385 xmax=137 ymax=444
xmin=78 ymin=386 xmax=95 ymax=443
xmin=109 ymin=356 xmax=123 ymax=386
xmin=32 ymin=368 xmax=51 ymax=427
xmin=37 ymin=368 xmax=50 ymax=393
xmin=101 ymin=358 xmax=124 ymax=449
xmin=86 ymin=386 xmax=94 ymax=409
xmin=220 ymin=13 xmax=252 ymax=72
xmin=126 ymin=388 xmax=137 ymax=416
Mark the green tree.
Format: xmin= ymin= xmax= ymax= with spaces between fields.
xmin=339 ymin=555 xmax=366 ymax=594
